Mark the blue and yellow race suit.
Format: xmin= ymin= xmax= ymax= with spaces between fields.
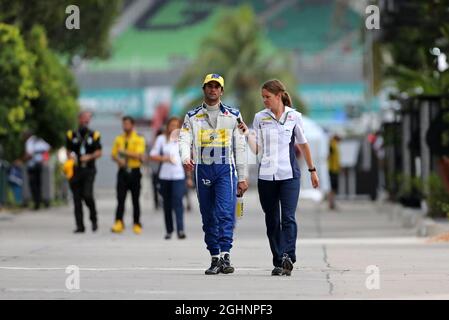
xmin=179 ymin=103 xmax=247 ymax=255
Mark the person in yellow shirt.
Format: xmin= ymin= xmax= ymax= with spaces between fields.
xmin=111 ymin=116 xmax=146 ymax=234
xmin=328 ymin=134 xmax=341 ymax=210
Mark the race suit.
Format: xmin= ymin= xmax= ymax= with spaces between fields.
xmin=179 ymin=102 xmax=247 ymax=255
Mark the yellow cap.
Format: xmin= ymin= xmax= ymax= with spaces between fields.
xmin=203 ymin=73 xmax=224 ymax=88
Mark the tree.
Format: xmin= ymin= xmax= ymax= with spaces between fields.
xmin=25 ymin=26 xmax=79 ymax=149
xmin=0 ymin=23 xmax=38 ymax=161
xmin=0 ymin=0 xmax=122 ymax=159
xmin=0 ymin=0 xmax=122 ymax=61
xmin=371 ymin=0 xmax=449 ymax=203
xmin=176 ymin=5 xmax=305 ymax=122
xmin=373 ymin=0 xmax=449 ymax=95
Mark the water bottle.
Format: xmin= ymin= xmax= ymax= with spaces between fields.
xmin=235 ymin=194 xmax=244 ymax=219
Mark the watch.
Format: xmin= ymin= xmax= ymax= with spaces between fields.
xmin=308 ymin=167 xmax=317 ymax=172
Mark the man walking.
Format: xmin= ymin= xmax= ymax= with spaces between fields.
xmin=24 ymin=131 xmax=50 ymax=210
xmin=111 ymin=116 xmax=146 ymax=234
xmin=66 ymin=111 xmax=102 ymax=233
xmin=328 ymin=134 xmax=341 ymax=210
xmin=179 ymin=74 xmax=248 ymax=275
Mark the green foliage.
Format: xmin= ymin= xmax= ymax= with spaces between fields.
xmin=0 ymin=24 xmax=80 ymax=160
xmin=382 ymin=123 xmax=400 ymax=147
xmin=0 ymin=23 xmax=38 ymax=160
xmin=396 ymin=174 xmax=423 ymax=199
xmin=0 ymin=0 xmax=121 ymax=159
xmin=25 ymin=25 xmax=79 ymax=150
xmin=176 ymin=5 xmax=305 ymax=122
xmin=426 ymin=174 xmax=449 ymax=218
xmin=0 ymin=0 xmax=122 ymax=61
xmin=375 ymin=0 xmax=449 ymax=96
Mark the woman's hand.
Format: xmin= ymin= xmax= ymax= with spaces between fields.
xmin=162 ymin=155 xmax=177 ymax=164
xmin=310 ymin=171 xmax=319 ymax=189
xmin=183 ymin=159 xmax=195 ymax=172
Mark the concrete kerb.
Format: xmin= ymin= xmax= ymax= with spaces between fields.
xmin=379 ymin=201 xmax=429 ymax=234
xmin=417 ymin=217 xmax=449 ymax=237
xmin=390 ymin=203 xmax=403 ymax=222
xmin=400 ymin=207 xmax=425 ymax=229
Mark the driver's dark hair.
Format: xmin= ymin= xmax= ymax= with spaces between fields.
xmin=122 ymin=115 xmax=135 ymax=124
xmin=203 ymin=82 xmax=223 ymax=90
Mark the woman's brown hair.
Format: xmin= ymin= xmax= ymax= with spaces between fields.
xmin=262 ymin=79 xmax=292 ymax=107
xmin=165 ymin=117 xmax=181 ymax=137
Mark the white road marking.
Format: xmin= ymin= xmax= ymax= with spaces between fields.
xmin=0 ymin=267 xmax=263 ymax=271
xmin=1 ymin=288 xmax=174 ymax=294
xmin=298 ymin=237 xmax=427 ymax=245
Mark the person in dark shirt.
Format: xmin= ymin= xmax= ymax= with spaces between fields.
xmin=66 ymin=111 xmax=102 ymax=233
xmin=426 ymin=111 xmax=449 ymax=193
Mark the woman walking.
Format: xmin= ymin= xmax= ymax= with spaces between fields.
xmin=149 ymin=117 xmax=190 ymax=239
xmin=238 ymin=79 xmax=319 ymax=276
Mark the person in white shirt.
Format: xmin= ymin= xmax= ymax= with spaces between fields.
xmin=24 ymin=132 xmax=51 ymax=210
xmin=149 ymin=117 xmax=191 ymax=240
xmin=238 ymin=79 xmax=319 ymax=276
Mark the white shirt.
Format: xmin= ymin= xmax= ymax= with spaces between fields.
xmin=25 ymin=135 xmax=50 ymax=167
xmin=150 ymin=134 xmax=185 ymax=180
xmin=253 ymin=106 xmax=307 ymax=181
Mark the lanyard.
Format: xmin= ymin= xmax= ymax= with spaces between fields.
xmin=76 ymin=131 xmax=89 ymax=155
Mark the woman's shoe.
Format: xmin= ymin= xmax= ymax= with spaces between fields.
xmin=177 ymin=231 xmax=186 ymax=239
xmin=281 ymin=254 xmax=294 ymax=276
xmin=164 ymin=233 xmax=172 ymax=240
xmin=271 ymin=267 xmax=283 ymax=276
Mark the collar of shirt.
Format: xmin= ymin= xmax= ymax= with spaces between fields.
xmin=121 ymin=130 xmax=138 ymax=141
xmin=264 ymin=106 xmax=294 ymax=124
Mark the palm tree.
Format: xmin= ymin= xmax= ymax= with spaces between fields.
xmin=176 ymin=5 xmax=305 ymax=123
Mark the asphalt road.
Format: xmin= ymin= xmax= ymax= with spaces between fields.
xmin=1 ymin=189 xmax=449 ymax=300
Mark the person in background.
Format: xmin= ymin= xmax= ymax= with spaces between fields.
xmin=7 ymin=159 xmax=24 ymax=206
xmin=111 ymin=116 xmax=146 ymax=234
xmin=23 ymin=131 xmax=51 ymax=210
xmin=66 ymin=111 xmax=102 ymax=233
xmin=149 ymin=117 xmax=190 ymax=240
xmin=328 ymin=134 xmax=341 ymax=210
xmin=148 ymin=128 xmax=164 ymax=211
xmin=426 ymin=111 xmax=449 ymax=194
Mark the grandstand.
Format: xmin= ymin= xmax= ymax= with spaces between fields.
xmin=266 ymin=0 xmax=361 ymax=54
xmin=77 ymin=0 xmax=367 ymax=127
xmin=86 ymin=0 xmax=362 ymax=72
